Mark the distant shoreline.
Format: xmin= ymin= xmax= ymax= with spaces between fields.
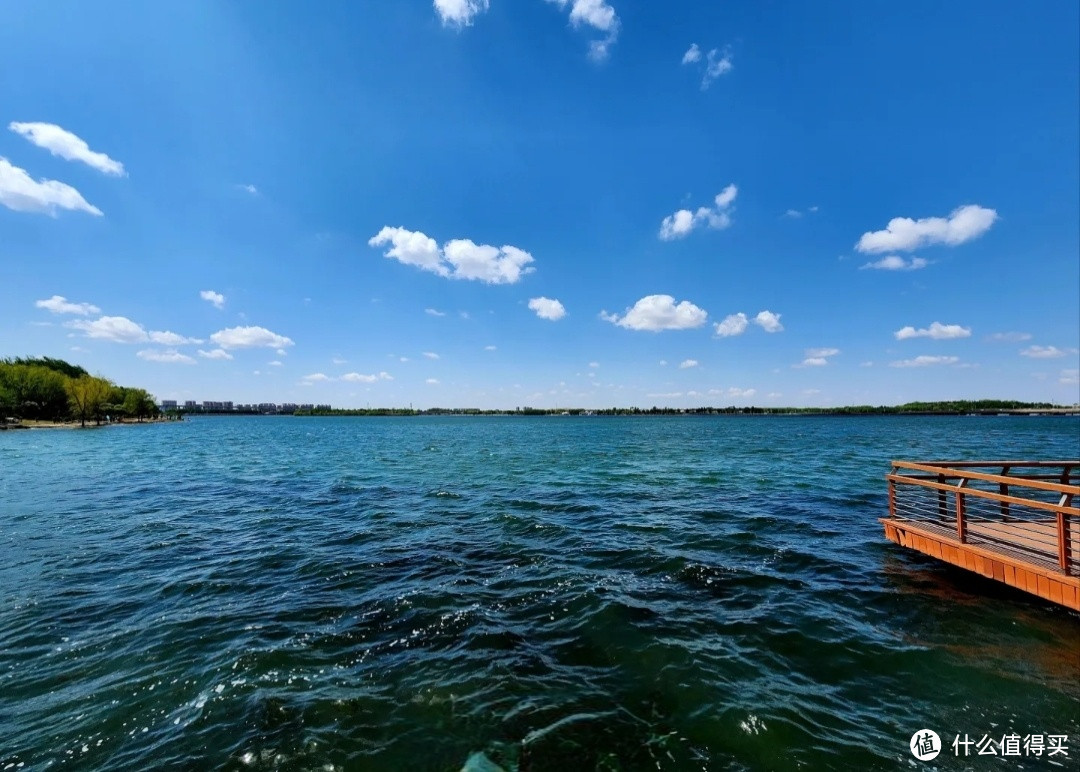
xmin=175 ymin=407 xmax=1080 ymax=418
xmin=1 ymin=417 xmax=172 ymax=431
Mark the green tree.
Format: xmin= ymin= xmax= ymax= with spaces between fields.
xmin=66 ymin=375 xmax=114 ymax=427
xmin=7 ymin=356 xmax=89 ymax=380
xmin=122 ymin=388 xmax=156 ymax=421
xmin=0 ymin=379 xmax=14 ymax=419
xmin=0 ymin=363 xmax=68 ymax=420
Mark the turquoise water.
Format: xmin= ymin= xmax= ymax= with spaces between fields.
xmin=1 ymin=415 xmax=1078 ymax=770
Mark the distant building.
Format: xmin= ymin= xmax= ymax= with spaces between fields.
xmin=184 ymin=400 xmax=198 ymax=410
xmin=160 ymin=400 xmax=177 ymax=410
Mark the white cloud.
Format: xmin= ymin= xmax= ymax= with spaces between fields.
xmin=423 ymin=351 xmax=440 ymax=360
xmin=588 ymin=361 xmax=599 ymax=368
xmin=889 ymin=355 xmax=960 ymax=368
xmin=341 ymin=371 xmax=393 ymax=382
xmin=434 ymin=0 xmax=488 ymax=27
xmin=9 ymin=122 xmax=125 ymax=176
xmin=548 ymin=0 xmax=620 ymax=61
xmin=679 ymin=359 xmax=699 ymax=369
xmin=714 ymin=184 xmax=737 ymax=209
xmin=485 ymin=345 xmax=497 ymax=351
xmin=528 ymin=296 xmax=567 ymax=321
xmin=602 ymin=294 xmax=707 ymax=331
xmin=276 ymin=349 xmax=288 ymax=357
xmin=67 ymin=315 xmax=149 ymax=343
xmin=67 ymin=315 xmax=202 ymax=346
xmin=784 ymin=209 xmax=803 ymax=219
xmin=425 ymin=308 xmax=446 ymax=317
xmin=200 ymin=290 xmax=225 ymax=309
xmin=659 ymin=359 xmax=667 ymax=366
xmin=659 ymin=184 xmax=737 ymax=240
xmin=989 ymin=331 xmax=1031 ymax=342
xmin=426 ymin=378 xmax=441 ymax=385
xmin=1060 ymin=369 xmax=1079 ymax=385
xmin=444 ymin=239 xmax=535 ymax=284
xmin=197 ymin=349 xmax=233 ymax=360
xmin=369 ymin=227 xmax=535 ymax=284
xmin=798 ymin=347 xmax=839 ymax=367
xmin=0 ymin=157 xmax=102 ymax=216
xmin=856 ymin=204 xmax=998 ymax=253
xmin=331 ymin=357 xmax=347 ymax=365
xmin=682 ymin=44 xmax=733 ymax=88
xmin=859 ymin=255 xmax=929 ymax=271
xmin=702 ymin=48 xmax=733 ymax=89
xmin=269 ymin=360 xmax=283 ymax=367
xmin=302 ymin=373 xmax=331 ymax=382
xmin=137 ymin=349 xmax=195 ymax=365
xmin=1021 ymin=345 xmax=1070 ymax=359
xmin=239 ymin=184 xmax=258 ymax=195
xmin=210 ymin=326 xmax=294 ymax=350
xmin=369 ymin=226 xmax=443 ymax=274
xmin=753 ymin=310 xmax=783 ymax=333
xmin=894 ymin=322 xmax=971 ymax=340
xmin=658 ymin=209 xmax=695 ymax=239
xmin=714 ymin=312 xmax=748 ymax=337
xmin=35 ymin=295 xmax=100 ymax=315
xmin=709 ymin=387 xmax=755 ymax=399
xmin=149 ymin=330 xmax=202 ymax=345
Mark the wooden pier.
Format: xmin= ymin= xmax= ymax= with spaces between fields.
xmin=881 ymin=461 xmax=1080 ymax=610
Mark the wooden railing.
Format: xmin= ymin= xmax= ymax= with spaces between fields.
xmin=887 ymin=461 xmax=1080 ymax=575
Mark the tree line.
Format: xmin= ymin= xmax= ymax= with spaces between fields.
xmin=294 ymin=399 xmax=1063 ymax=417
xmin=0 ymin=357 xmax=159 ymax=427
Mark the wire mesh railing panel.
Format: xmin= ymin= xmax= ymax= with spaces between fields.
xmin=887 ymin=461 xmax=1080 ymax=575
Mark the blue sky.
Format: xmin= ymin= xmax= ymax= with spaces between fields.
xmin=2 ymin=0 xmax=1078 ymax=408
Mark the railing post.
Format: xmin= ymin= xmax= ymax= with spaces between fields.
xmin=999 ymin=464 xmax=1011 ymax=521
xmin=888 ymin=476 xmax=896 ymax=519
xmin=1059 ymin=493 xmax=1074 ymax=575
xmin=938 ymin=473 xmax=948 ymax=522
xmin=956 ymin=478 xmax=968 ymax=543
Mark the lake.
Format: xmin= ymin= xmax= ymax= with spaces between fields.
xmin=1 ymin=415 xmax=1077 ymax=770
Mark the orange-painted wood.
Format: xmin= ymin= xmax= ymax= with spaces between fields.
xmin=881 ymin=518 xmax=1080 ymax=611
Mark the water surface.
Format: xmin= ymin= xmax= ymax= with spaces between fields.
xmin=1 ymin=415 xmax=1077 ymax=770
